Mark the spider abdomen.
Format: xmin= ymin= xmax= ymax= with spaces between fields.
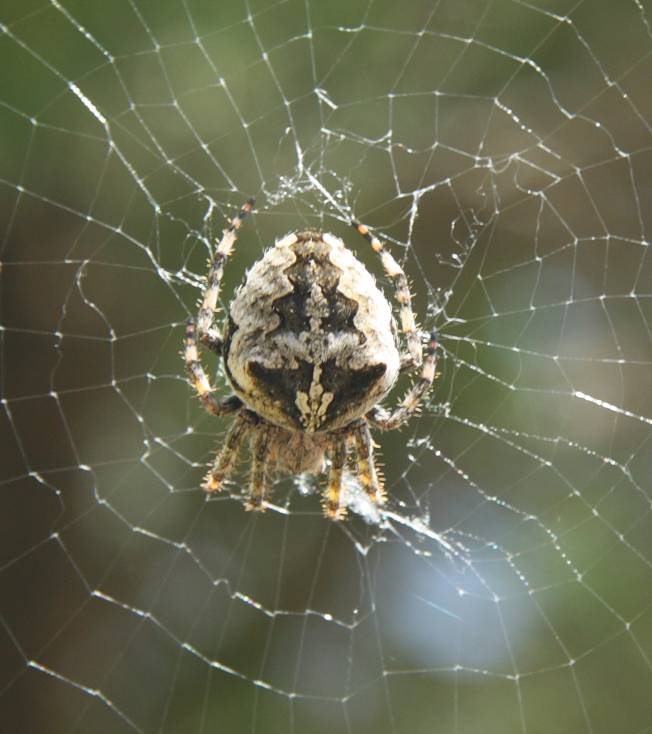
xmin=223 ymin=231 xmax=400 ymax=433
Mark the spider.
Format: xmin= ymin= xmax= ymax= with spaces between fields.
xmin=184 ymin=199 xmax=438 ymax=520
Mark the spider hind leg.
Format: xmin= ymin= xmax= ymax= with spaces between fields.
xmin=367 ymin=331 xmax=438 ymax=431
xmin=185 ymin=200 xmax=254 ymax=416
xmin=352 ymin=220 xmax=422 ymax=370
xmin=184 ymin=320 xmax=243 ymax=417
xmin=197 ymin=198 xmax=254 ymax=346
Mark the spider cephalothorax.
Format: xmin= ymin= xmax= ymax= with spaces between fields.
xmin=184 ymin=200 xmax=437 ymax=519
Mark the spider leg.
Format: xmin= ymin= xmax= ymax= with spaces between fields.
xmin=196 ymin=198 xmax=254 ymax=347
xmin=184 ymin=320 xmax=243 ymax=416
xmin=246 ymin=424 xmax=274 ymax=512
xmin=367 ymin=332 xmax=438 ymax=431
xmin=203 ymin=410 xmax=254 ymax=492
xmin=352 ymin=219 xmax=422 ymax=371
xmin=185 ymin=200 xmax=254 ymax=414
xmin=350 ymin=421 xmax=385 ymax=506
xmin=345 ymin=434 xmax=358 ymax=474
xmin=323 ymin=433 xmax=347 ymax=520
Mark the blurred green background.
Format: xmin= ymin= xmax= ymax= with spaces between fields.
xmin=2 ymin=0 xmax=652 ymax=732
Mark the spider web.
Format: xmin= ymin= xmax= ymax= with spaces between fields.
xmin=2 ymin=0 xmax=652 ymax=732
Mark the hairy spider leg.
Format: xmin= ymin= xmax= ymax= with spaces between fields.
xmin=184 ymin=320 xmax=243 ymax=417
xmin=197 ymin=198 xmax=255 ymax=353
xmin=203 ymin=410 xmax=254 ymax=492
xmin=352 ymin=220 xmax=422 ymax=371
xmin=185 ymin=200 xmax=253 ymax=415
xmin=247 ymin=424 xmax=274 ymax=511
xmin=324 ymin=433 xmax=348 ymax=520
xmin=351 ymin=421 xmax=385 ymax=505
xmin=367 ymin=332 xmax=438 ymax=431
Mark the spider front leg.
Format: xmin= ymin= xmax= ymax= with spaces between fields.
xmin=203 ymin=410 xmax=255 ymax=492
xmin=350 ymin=421 xmax=385 ymax=506
xmin=323 ymin=433 xmax=348 ymax=520
xmin=246 ymin=423 xmax=275 ymax=512
xmin=367 ymin=332 xmax=438 ymax=431
xmin=352 ymin=220 xmax=422 ymax=371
